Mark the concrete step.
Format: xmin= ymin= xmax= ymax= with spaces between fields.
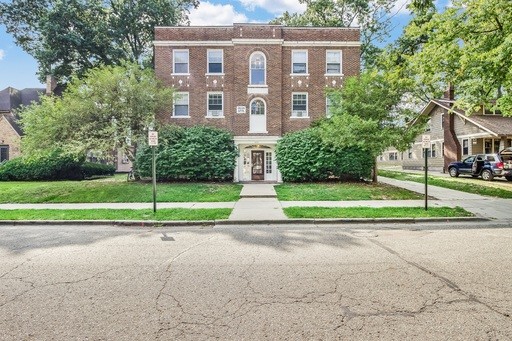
xmin=239 ymin=184 xmax=278 ymax=198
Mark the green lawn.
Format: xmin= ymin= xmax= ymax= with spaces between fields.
xmin=284 ymin=206 xmax=473 ymax=218
xmin=0 ymin=208 xmax=231 ymax=221
xmin=0 ymin=175 xmax=242 ymax=203
xmin=275 ymin=182 xmax=422 ymax=201
xmin=379 ymin=170 xmax=512 ymax=199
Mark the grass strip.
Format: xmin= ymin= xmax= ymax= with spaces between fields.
xmin=275 ymin=182 xmax=422 ymax=201
xmin=0 ymin=175 xmax=242 ymax=203
xmin=379 ymin=170 xmax=512 ymax=199
xmin=0 ymin=208 xmax=231 ymax=221
xmin=284 ymin=206 xmax=473 ymax=219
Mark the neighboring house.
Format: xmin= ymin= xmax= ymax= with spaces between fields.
xmin=378 ymin=88 xmax=512 ymax=171
xmin=154 ymin=23 xmax=361 ymax=182
xmin=0 ymin=87 xmax=45 ymax=162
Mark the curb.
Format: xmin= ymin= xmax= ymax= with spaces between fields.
xmin=0 ymin=216 xmax=489 ymax=227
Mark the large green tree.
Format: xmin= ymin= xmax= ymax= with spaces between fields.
xmin=384 ymin=0 xmax=512 ymax=114
xmin=271 ymin=0 xmax=403 ymax=67
xmin=0 ymin=0 xmax=198 ymax=83
xmin=19 ymin=62 xmax=174 ymax=160
xmin=319 ymin=70 xmax=426 ymax=179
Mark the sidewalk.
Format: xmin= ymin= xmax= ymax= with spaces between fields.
xmin=0 ymin=179 xmax=510 ymax=224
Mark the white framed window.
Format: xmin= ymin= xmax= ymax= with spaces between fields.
xmin=326 ymin=96 xmax=332 ymax=118
xmin=173 ymin=50 xmax=189 ymax=74
xmin=265 ymin=152 xmax=272 ymax=174
xmin=326 ymin=51 xmax=342 ymax=75
xmin=462 ymin=139 xmax=469 ymax=155
xmin=173 ymin=92 xmax=189 ymax=117
xmin=292 ymin=50 xmax=308 ymax=74
xmin=207 ymin=49 xmax=223 ymax=74
xmin=292 ymin=93 xmax=308 ymax=117
xmin=389 ymin=152 xmax=398 ymax=161
xmin=425 ymin=118 xmax=431 ymax=132
xmin=207 ymin=92 xmax=223 ymax=117
xmin=408 ymin=149 xmax=413 ymax=159
xmin=250 ymin=52 xmax=266 ymax=85
xmin=431 ymin=143 xmax=436 ymax=158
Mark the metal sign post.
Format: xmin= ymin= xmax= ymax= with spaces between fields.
xmin=422 ymin=135 xmax=431 ymax=211
xmin=148 ymin=131 xmax=159 ymax=213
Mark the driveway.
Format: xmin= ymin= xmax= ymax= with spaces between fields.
xmin=0 ymin=223 xmax=511 ymax=340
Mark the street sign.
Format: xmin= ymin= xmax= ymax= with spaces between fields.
xmin=422 ymin=134 xmax=431 ymax=149
xmin=148 ymin=131 xmax=158 ymax=146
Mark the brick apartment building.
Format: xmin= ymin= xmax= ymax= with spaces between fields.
xmin=154 ymin=24 xmax=360 ymax=182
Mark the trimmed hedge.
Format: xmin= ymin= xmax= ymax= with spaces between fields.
xmin=275 ymin=128 xmax=373 ymax=182
xmin=135 ymin=125 xmax=237 ymax=181
xmin=0 ymin=151 xmax=115 ymax=181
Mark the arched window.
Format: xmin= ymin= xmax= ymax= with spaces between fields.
xmin=250 ymin=52 xmax=266 ymax=85
xmin=249 ymin=98 xmax=266 ymax=133
xmin=251 ymin=99 xmax=265 ymax=115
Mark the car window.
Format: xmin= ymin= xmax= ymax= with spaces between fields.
xmin=464 ymin=156 xmax=475 ymax=163
xmin=486 ymin=155 xmax=495 ymax=162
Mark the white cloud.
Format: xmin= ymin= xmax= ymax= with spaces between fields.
xmin=392 ymin=0 xmax=412 ymax=15
xmin=239 ymin=0 xmax=306 ymax=15
xmin=189 ymin=2 xmax=248 ymax=25
xmin=0 ymin=49 xmax=5 ymax=61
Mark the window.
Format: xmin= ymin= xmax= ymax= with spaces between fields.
xmin=265 ymin=152 xmax=272 ymax=174
xmin=326 ymin=51 xmax=342 ymax=74
xmin=292 ymin=51 xmax=307 ymax=74
xmin=0 ymin=146 xmax=8 ymax=162
xmin=431 ymin=143 xmax=436 ymax=158
xmin=408 ymin=149 xmax=413 ymax=159
xmin=173 ymin=50 xmax=189 ymax=74
xmin=462 ymin=139 xmax=469 ymax=155
xmin=425 ymin=118 xmax=431 ymax=132
xmin=207 ymin=92 xmax=223 ymax=117
xmin=250 ymin=52 xmax=266 ymax=85
xmin=173 ymin=92 xmax=189 ymax=117
xmin=207 ymin=50 xmax=223 ymax=74
xmin=389 ymin=152 xmax=398 ymax=161
xmin=441 ymin=113 xmax=445 ymax=129
xmin=292 ymin=93 xmax=308 ymax=117
xmin=326 ymin=96 xmax=332 ymax=118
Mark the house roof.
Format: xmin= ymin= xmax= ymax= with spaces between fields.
xmin=1 ymin=113 xmax=23 ymax=136
xmin=419 ymin=98 xmax=512 ymax=137
xmin=0 ymin=87 xmax=45 ymax=113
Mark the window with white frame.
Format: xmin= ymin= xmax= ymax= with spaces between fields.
xmin=265 ymin=152 xmax=272 ymax=174
xmin=389 ymin=152 xmax=398 ymax=161
xmin=207 ymin=92 xmax=223 ymax=117
xmin=173 ymin=50 xmax=189 ymax=74
xmin=431 ymin=143 xmax=436 ymax=158
xmin=173 ymin=92 xmax=189 ymax=117
xmin=326 ymin=96 xmax=332 ymax=118
xmin=292 ymin=51 xmax=307 ymax=74
xmin=462 ymin=139 xmax=469 ymax=155
xmin=207 ymin=50 xmax=223 ymax=74
xmin=326 ymin=51 xmax=342 ymax=74
xmin=292 ymin=93 xmax=308 ymax=117
xmin=250 ymin=52 xmax=266 ymax=85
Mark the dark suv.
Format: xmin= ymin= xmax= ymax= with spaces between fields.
xmin=448 ymin=147 xmax=512 ymax=181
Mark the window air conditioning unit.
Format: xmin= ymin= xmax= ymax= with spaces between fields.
xmin=209 ymin=110 xmax=222 ymax=117
xmin=294 ymin=110 xmax=306 ymax=117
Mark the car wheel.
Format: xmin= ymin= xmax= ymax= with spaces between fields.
xmin=506 ymin=176 xmax=512 ymax=182
xmin=481 ymin=169 xmax=494 ymax=181
xmin=448 ymin=167 xmax=459 ymax=177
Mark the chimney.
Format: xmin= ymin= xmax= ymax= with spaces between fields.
xmin=46 ymin=75 xmax=57 ymax=96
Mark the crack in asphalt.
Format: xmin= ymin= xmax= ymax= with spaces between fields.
xmin=368 ymin=238 xmax=511 ymax=320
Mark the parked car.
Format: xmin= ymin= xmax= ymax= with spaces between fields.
xmin=448 ymin=149 xmax=512 ymax=181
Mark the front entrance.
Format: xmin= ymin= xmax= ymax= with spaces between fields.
xmin=251 ymin=151 xmax=264 ymax=180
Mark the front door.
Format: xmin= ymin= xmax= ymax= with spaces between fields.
xmin=251 ymin=151 xmax=264 ymax=180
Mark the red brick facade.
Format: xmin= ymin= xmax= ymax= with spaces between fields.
xmin=153 ymin=24 xmax=361 ymax=181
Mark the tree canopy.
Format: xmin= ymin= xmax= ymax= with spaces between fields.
xmin=19 ymin=62 xmax=174 ymax=160
xmin=0 ymin=0 xmax=198 ymax=83
xmin=381 ymin=0 xmax=512 ymax=115
xmin=271 ymin=0 xmax=403 ymax=67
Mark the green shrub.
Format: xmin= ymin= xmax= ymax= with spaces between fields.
xmin=0 ymin=150 xmax=85 ymax=181
xmin=135 ymin=125 xmax=237 ymax=181
xmin=81 ymin=162 xmax=116 ymax=178
xmin=275 ymin=128 xmax=373 ymax=182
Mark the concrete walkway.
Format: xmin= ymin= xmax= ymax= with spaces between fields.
xmin=229 ymin=184 xmax=287 ymax=221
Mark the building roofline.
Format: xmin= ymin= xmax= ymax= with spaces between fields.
xmin=155 ymin=24 xmax=360 ymax=30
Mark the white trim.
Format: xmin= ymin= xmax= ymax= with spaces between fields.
xmin=283 ymin=41 xmax=361 ymax=47
xmin=234 ymin=136 xmax=280 ymax=144
xmin=326 ymin=50 xmax=342 ymax=75
xmin=457 ymin=132 xmax=496 ymax=139
xmin=247 ymin=86 xmax=268 ymax=95
xmin=249 ymin=51 xmax=266 ymax=86
xmin=154 ymin=40 xmax=361 ymax=47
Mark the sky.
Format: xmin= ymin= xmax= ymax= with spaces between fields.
xmin=0 ymin=0 xmax=451 ymax=90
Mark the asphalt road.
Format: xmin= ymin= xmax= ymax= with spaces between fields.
xmin=1 ymin=222 xmax=511 ymax=340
